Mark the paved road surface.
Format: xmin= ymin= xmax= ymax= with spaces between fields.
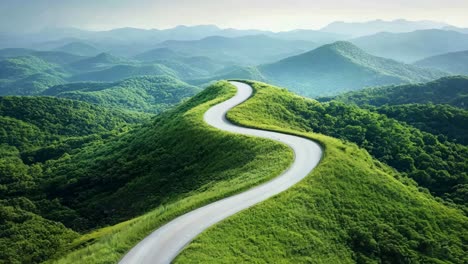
xmin=119 ymin=81 xmax=323 ymax=264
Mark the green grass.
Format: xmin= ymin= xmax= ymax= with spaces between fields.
xmin=47 ymin=81 xmax=293 ymax=263
xmin=175 ymin=81 xmax=468 ymax=263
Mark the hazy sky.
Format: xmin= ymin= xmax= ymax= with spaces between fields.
xmin=1 ymin=0 xmax=468 ymax=32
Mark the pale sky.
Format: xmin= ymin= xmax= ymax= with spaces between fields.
xmin=1 ymin=0 xmax=468 ymax=32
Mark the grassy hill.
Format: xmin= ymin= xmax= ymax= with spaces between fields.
xmin=43 ymin=75 xmax=201 ymax=113
xmin=414 ymin=50 xmax=468 ymax=75
xmin=47 ymin=80 xmax=468 ymax=264
xmin=259 ymin=41 xmax=446 ymax=97
xmin=175 ymin=81 xmax=468 ymax=263
xmin=326 ymin=76 xmax=468 ymax=109
xmin=0 ymin=82 xmax=290 ymax=264
xmin=351 ymin=29 xmax=468 ymax=62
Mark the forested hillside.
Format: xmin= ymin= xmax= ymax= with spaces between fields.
xmin=43 ymin=76 xmax=201 ymax=113
xmin=325 ymin=76 xmax=468 ymax=109
xmin=0 ymin=96 xmax=147 ymax=263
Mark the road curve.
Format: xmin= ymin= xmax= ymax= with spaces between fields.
xmin=119 ymin=81 xmax=323 ymax=264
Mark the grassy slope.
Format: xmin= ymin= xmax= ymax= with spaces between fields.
xmin=176 ymin=81 xmax=467 ymax=263
xmin=48 ymin=81 xmax=293 ymax=263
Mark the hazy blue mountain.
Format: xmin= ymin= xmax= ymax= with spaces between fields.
xmin=413 ymin=50 xmax=468 ymax=74
xmin=351 ymin=29 xmax=468 ymax=62
xmin=53 ymin=41 xmax=102 ymax=56
xmin=321 ymin=19 xmax=450 ymax=37
xmin=258 ymin=41 xmax=447 ymax=97
xmin=442 ymin=26 xmax=468 ymax=34
xmin=133 ymin=48 xmax=184 ymax=62
xmin=155 ymin=35 xmax=318 ymax=65
xmin=68 ymin=52 xmax=131 ymax=72
xmin=269 ymin=29 xmax=347 ymax=43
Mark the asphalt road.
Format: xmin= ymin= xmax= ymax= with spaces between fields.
xmin=119 ymin=81 xmax=323 ymax=264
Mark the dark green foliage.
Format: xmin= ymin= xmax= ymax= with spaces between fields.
xmin=326 ymin=76 xmax=468 ymax=109
xmin=376 ymin=104 xmax=468 ymax=145
xmin=44 ymin=75 xmax=201 ymax=113
xmin=0 ymin=95 xmax=149 ymax=263
xmin=0 ymin=96 xmax=145 ymax=149
xmin=414 ymin=50 xmax=468 ymax=75
xmin=0 ymin=198 xmax=78 ymax=264
xmin=259 ymin=41 xmax=446 ymax=97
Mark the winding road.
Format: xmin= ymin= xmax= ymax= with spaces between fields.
xmin=119 ymin=81 xmax=323 ymax=264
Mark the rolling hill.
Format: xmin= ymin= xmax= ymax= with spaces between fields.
xmin=351 ymin=29 xmax=468 ymax=62
xmin=0 ymin=56 xmax=67 ymax=95
xmin=48 ymin=81 xmax=468 ymax=264
xmin=68 ymin=64 xmax=177 ymax=82
xmin=43 ymin=75 xmax=201 ymax=113
xmin=0 ymin=95 xmax=148 ymax=263
xmin=326 ymin=76 xmax=468 ymax=109
xmin=258 ymin=41 xmax=446 ymax=97
xmin=413 ymin=50 xmax=468 ymax=75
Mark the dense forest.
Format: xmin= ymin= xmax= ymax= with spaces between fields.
xmin=0 ymin=96 xmax=149 ymax=263
xmin=42 ymin=75 xmax=201 ymax=113
xmin=323 ymin=75 xmax=468 ymax=108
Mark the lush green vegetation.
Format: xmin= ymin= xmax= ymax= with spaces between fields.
xmin=324 ymin=76 xmax=468 ymax=109
xmin=176 ymin=81 xmax=468 ymax=263
xmin=414 ymin=50 xmax=468 ymax=75
xmin=375 ymin=104 xmax=468 ymax=145
xmin=0 ymin=56 xmax=67 ymax=95
xmin=0 ymin=96 xmax=148 ymax=263
xmin=1 ymin=82 xmax=291 ymax=264
xmin=259 ymin=41 xmax=446 ymax=97
xmin=248 ymin=81 xmax=468 ymax=212
xmin=43 ymin=75 xmax=201 ymax=113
